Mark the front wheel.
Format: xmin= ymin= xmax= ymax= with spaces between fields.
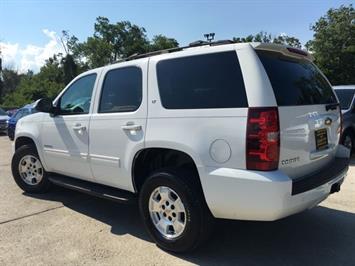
xmin=11 ymin=144 xmax=51 ymax=193
xmin=139 ymin=169 xmax=213 ymax=253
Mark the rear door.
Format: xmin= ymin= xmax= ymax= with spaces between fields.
xmin=256 ymin=49 xmax=341 ymax=179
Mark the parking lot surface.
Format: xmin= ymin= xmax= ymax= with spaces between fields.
xmin=0 ymin=135 xmax=355 ymax=265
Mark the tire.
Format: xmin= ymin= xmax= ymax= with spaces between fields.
xmin=342 ymin=130 xmax=354 ymax=155
xmin=139 ymin=168 xmax=214 ymax=253
xmin=11 ymin=144 xmax=51 ymax=193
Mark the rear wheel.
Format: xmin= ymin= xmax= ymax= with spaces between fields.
xmin=139 ymin=169 xmax=213 ymax=253
xmin=12 ymin=144 xmax=51 ymax=193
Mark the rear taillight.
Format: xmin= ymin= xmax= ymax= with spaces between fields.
xmin=246 ymin=107 xmax=280 ymax=171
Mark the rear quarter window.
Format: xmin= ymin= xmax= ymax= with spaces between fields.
xmin=256 ymin=50 xmax=337 ymax=106
xmin=156 ymin=51 xmax=248 ymax=109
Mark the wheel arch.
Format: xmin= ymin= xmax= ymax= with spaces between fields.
xmin=131 ymin=146 xmax=204 ymax=195
xmin=14 ymin=134 xmax=49 ymax=170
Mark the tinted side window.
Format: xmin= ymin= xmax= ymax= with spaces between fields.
xmin=99 ymin=67 xmax=142 ymax=113
xmin=256 ymin=50 xmax=337 ymax=106
xmin=157 ymin=51 xmax=248 ymax=109
xmin=59 ymin=74 xmax=97 ymax=115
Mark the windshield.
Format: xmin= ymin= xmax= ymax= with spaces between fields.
xmin=334 ymin=89 xmax=355 ymax=110
xmin=0 ymin=108 xmax=7 ymax=116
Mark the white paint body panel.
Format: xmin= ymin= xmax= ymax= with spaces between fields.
xmin=13 ymin=43 xmax=349 ymax=221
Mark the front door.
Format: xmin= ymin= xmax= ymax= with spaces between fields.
xmin=41 ymin=73 xmax=98 ymax=180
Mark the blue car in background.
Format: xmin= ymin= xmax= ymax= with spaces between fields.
xmin=7 ymin=104 xmax=37 ymax=141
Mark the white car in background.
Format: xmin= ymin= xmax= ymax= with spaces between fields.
xmin=11 ymin=42 xmax=350 ymax=252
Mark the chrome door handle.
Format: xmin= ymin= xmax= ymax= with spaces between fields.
xmin=72 ymin=123 xmax=86 ymax=131
xmin=121 ymin=124 xmax=142 ymax=131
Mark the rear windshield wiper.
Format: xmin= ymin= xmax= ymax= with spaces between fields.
xmin=325 ymin=103 xmax=339 ymax=111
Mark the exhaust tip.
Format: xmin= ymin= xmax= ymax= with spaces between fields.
xmin=330 ymin=183 xmax=341 ymax=194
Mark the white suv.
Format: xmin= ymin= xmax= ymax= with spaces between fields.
xmin=11 ymin=42 xmax=350 ymax=252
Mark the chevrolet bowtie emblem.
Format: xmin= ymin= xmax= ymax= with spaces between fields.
xmin=325 ymin=117 xmax=332 ymax=126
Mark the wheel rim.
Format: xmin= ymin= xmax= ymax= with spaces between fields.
xmin=344 ymin=135 xmax=353 ymax=151
xmin=149 ymin=186 xmax=187 ymax=239
xmin=18 ymin=155 xmax=44 ymax=186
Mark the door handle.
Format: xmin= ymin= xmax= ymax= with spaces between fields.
xmin=121 ymin=124 xmax=142 ymax=131
xmin=72 ymin=123 xmax=86 ymax=131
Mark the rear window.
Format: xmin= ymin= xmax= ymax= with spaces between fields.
xmin=157 ymin=51 xmax=248 ymax=109
xmin=334 ymin=89 xmax=355 ymax=110
xmin=256 ymin=50 xmax=337 ymax=106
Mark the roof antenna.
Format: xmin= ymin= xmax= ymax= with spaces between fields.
xmin=204 ymin=33 xmax=215 ymax=43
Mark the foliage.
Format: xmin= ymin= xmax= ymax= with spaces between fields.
xmin=2 ymin=55 xmax=65 ymax=106
xmin=306 ymin=5 xmax=355 ymax=85
xmin=0 ymin=69 xmax=26 ymax=100
xmin=68 ymin=17 xmax=178 ymax=69
xmin=72 ymin=17 xmax=149 ymax=68
xmin=233 ymin=31 xmax=301 ymax=48
xmin=149 ymin=35 xmax=179 ymax=51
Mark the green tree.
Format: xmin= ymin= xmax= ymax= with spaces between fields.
xmin=149 ymin=35 xmax=179 ymax=51
xmin=233 ymin=35 xmax=254 ymax=43
xmin=3 ymin=55 xmax=65 ymax=106
xmin=306 ymin=5 xmax=355 ymax=85
xmin=75 ymin=17 xmax=150 ymax=68
xmin=273 ymin=35 xmax=301 ymax=48
xmin=1 ymin=69 xmax=25 ymax=94
xmin=60 ymin=31 xmax=85 ymax=84
xmin=233 ymin=31 xmax=301 ymax=48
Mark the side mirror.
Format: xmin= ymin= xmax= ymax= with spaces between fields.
xmin=35 ymin=98 xmax=54 ymax=113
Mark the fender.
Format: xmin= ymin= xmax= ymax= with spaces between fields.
xmin=14 ymin=113 xmax=49 ymax=171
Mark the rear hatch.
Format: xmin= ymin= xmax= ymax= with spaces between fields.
xmin=255 ymin=48 xmax=341 ymax=179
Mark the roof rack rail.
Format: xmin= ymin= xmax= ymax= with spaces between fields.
xmin=189 ymin=40 xmax=210 ymax=47
xmin=113 ymin=39 xmax=237 ymax=63
xmin=211 ymin=39 xmax=235 ymax=46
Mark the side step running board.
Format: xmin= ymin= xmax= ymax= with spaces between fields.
xmin=48 ymin=174 xmax=137 ymax=204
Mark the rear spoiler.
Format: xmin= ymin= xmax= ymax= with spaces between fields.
xmin=251 ymin=43 xmax=314 ymax=61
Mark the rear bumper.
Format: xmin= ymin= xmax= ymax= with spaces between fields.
xmin=292 ymin=157 xmax=349 ymax=195
xmin=200 ymin=148 xmax=350 ymax=221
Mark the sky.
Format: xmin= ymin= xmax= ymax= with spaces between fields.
xmin=0 ymin=0 xmax=353 ymax=72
